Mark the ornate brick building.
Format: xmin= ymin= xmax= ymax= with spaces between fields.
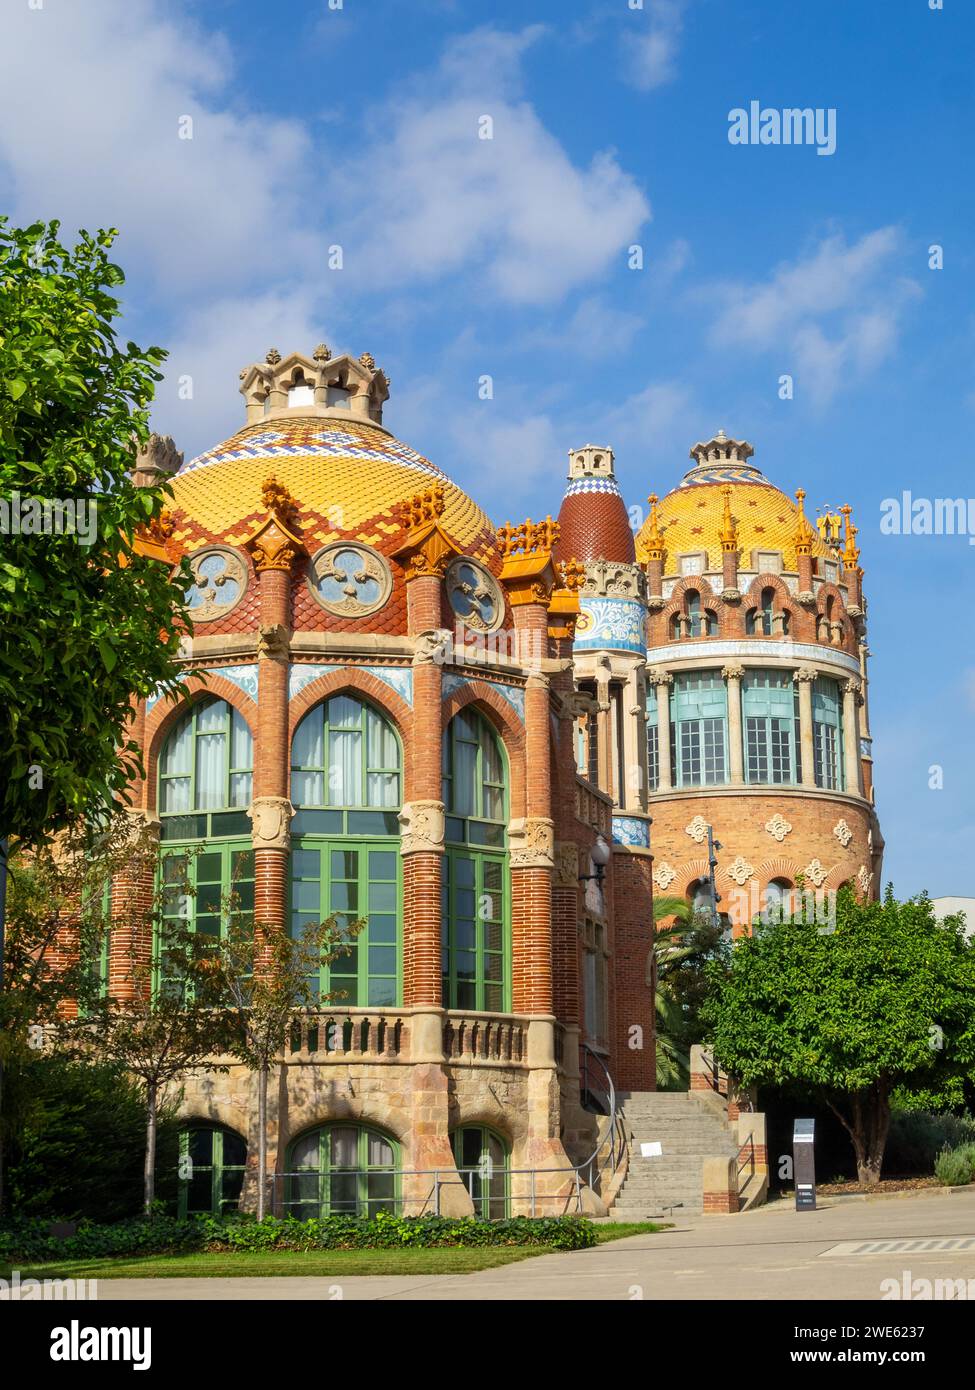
xmin=115 ymin=352 xmax=880 ymax=1220
xmin=634 ymin=431 xmax=883 ymax=932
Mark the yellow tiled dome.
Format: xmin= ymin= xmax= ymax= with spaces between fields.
xmin=167 ymin=414 xmax=495 ymax=558
xmin=635 ymin=432 xmax=832 ymax=572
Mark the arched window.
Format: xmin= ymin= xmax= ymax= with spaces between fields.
xmin=687 ymin=591 xmax=702 ymax=637
xmin=452 ymin=1126 xmax=509 ymax=1219
xmin=177 ymin=1125 xmax=247 ymax=1218
xmin=762 ymin=878 xmax=793 ymax=924
xmin=290 ymin=696 xmax=402 ymax=1007
xmin=288 ymin=1124 xmax=398 ymax=1219
xmin=159 ymin=698 xmax=253 ymax=838
xmin=670 ymin=612 xmax=682 ymax=640
xmin=442 ymin=710 xmax=508 ymax=1011
xmin=158 ymin=699 xmax=255 ymax=967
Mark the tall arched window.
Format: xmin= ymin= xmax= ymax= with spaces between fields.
xmin=177 ymin=1125 xmax=247 ymax=1218
xmin=452 ymin=1126 xmax=509 ymax=1219
xmin=687 ymin=591 xmax=702 ymax=637
xmin=290 ymin=696 xmax=402 ymax=1006
xmin=288 ymin=1124 xmax=398 ymax=1219
xmin=442 ymin=710 xmax=508 ymax=1011
xmin=747 ymin=587 xmax=775 ymax=636
xmin=158 ymin=699 xmax=255 ymax=966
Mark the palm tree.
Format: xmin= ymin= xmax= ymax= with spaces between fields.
xmin=649 ymin=897 xmax=726 ymax=1089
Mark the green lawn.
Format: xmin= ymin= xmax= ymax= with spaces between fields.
xmin=4 ymin=1223 xmax=663 ymax=1279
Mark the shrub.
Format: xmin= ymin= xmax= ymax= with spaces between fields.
xmin=0 ymin=1211 xmax=597 ymax=1260
xmin=934 ymin=1143 xmax=975 ymax=1187
xmin=4 ymin=1056 xmax=180 ymax=1222
xmin=887 ymin=1109 xmax=975 ymax=1175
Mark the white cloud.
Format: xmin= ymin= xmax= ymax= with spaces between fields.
xmin=332 ymin=26 xmax=651 ymax=306
xmin=154 ymin=291 xmax=330 ymax=458
xmin=704 ymin=229 xmax=920 ymax=405
xmin=622 ymin=0 xmax=687 ymax=91
xmin=0 ymin=0 xmax=315 ymax=293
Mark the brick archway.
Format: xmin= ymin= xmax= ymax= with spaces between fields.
xmin=143 ymin=674 xmax=258 ymax=813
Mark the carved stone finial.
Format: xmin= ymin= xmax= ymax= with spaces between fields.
xmin=498 ymin=516 xmax=560 ymax=558
xmin=359 ymin=352 xmax=376 ymax=370
xmin=265 ymin=348 xmax=281 ymax=365
xmin=399 ymin=484 xmax=446 ymax=532
xmin=133 ymin=432 xmax=183 ymax=483
xmin=313 ymin=343 xmax=331 ymax=363
xmin=840 ymin=504 xmax=860 ymax=570
xmin=643 ymin=493 xmax=666 ymax=560
xmin=260 ymin=475 xmax=302 ymax=529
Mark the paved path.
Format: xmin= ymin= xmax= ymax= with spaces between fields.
xmin=89 ymin=1190 xmax=975 ymax=1301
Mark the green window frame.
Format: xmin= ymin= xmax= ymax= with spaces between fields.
xmin=670 ymin=671 xmax=728 ymax=788
xmin=742 ymin=670 xmax=800 ymax=785
xmin=288 ymin=1124 xmax=399 ymax=1219
xmin=291 ymin=695 xmax=401 ymax=813
xmin=442 ymin=708 xmax=506 ymax=849
xmin=646 ymin=683 xmax=659 ymax=791
xmin=177 ymin=1126 xmax=247 ymax=1218
xmin=158 ymin=697 xmax=254 ymax=843
xmin=812 ymin=677 xmax=845 ymax=791
xmin=289 ymin=841 xmax=400 ymax=1006
xmin=452 ymin=1126 xmax=509 ymax=1219
xmin=442 ymin=848 xmax=509 ymax=1012
xmin=158 ymin=843 xmax=254 ymax=991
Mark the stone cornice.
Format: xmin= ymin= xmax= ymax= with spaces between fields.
xmin=645 ymin=639 xmax=861 ymax=677
xmin=648 ymin=785 xmax=875 ymax=810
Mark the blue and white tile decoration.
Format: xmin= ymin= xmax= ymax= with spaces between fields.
xmin=574 ymin=597 xmax=647 ymax=655
xmin=441 ymin=673 xmax=526 ymax=723
xmin=146 ymin=664 xmax=259 ymax=712
xmin=612 ymin=815 xmax=651 ymax=848
xmin=288 ymin=662 xmax=413 ymax=705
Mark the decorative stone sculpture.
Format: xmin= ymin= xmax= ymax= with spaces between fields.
xmin=764 ymin=812 xmax=793 ymax=843
xmin=508 ymin=817 xmax=555 ymax=869
xmin=397 ymin=801 xmax=446 ymax=855
xmin=247 ymin=797 xmax=295 ymax=850
xmin=833 ymin=819 xmax=853 ymax=847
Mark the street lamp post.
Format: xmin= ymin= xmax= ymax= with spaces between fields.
xmin=706 ymin=825 xmax=722 ymax=933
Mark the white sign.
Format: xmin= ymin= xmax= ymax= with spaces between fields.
xmin=640 ymin=1142 xmax=663 ymax=1158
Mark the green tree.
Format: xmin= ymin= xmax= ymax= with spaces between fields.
xmin=215 ymin=915 xmax=365 ymax=1221
xmin=83 ymin=899 xmax=234 ymax=1217
xmin=701 ymin=888 xmax=975 ymax=1187
xmin=0 ymin=814 xmax=140 ymax=1216
xmin=0 ymin=218 xmax=189 ymax=845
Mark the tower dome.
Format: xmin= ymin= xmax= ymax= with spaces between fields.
xmin=555 ymin=444 xmax=635 ymax=566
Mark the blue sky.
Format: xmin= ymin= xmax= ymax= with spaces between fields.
xmin=0 ymin=0 xmax=971 ymax=897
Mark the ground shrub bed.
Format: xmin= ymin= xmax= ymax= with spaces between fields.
xmin=933 ymin=1143 xmax=975 ymax=1187
xmin=0 ymin=1212 xmax=597 ymax=1261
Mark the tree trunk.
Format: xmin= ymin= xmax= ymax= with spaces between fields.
xmin=831 ymin=1082 xmax=890 ymax=1189
xmin=257 ymin=1063 xmax=268 ymax=1222
xmin=144 ymin=1082 xmax=158 ymax=1217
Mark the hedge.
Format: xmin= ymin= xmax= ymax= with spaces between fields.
xmin=0 ymin=1212 xmax=597 ymax=1261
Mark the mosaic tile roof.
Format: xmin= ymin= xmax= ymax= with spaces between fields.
xmin=167 ymin=415 xmax=496 ymax=560
xmin=635 ymin=477 xmax=832 ymax=572
xmin=555 ymin=474 xmax=636 ymax=566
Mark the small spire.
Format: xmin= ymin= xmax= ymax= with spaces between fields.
xmin=840 ymin=504 xmax=860 ymax=569
xmin=719 ymin=486 xmax=738 ymax=553
xmin=643 ymin=493 xmax=666 ymax=560
xmin=793 ymin=488 xmax=815 ymax=556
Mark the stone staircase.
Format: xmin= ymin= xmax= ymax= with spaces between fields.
xmin=608 ymin=1091 xmax=739 ymax=1219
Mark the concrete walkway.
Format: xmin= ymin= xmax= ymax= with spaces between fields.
xmin=89 ymin=1190 xmax=975 ymax=1301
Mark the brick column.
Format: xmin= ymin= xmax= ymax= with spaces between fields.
xmin=108 ymin=809 xmax=160 ymax=1002
xmin=243 ymin=480 xmax=305 ymax=936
